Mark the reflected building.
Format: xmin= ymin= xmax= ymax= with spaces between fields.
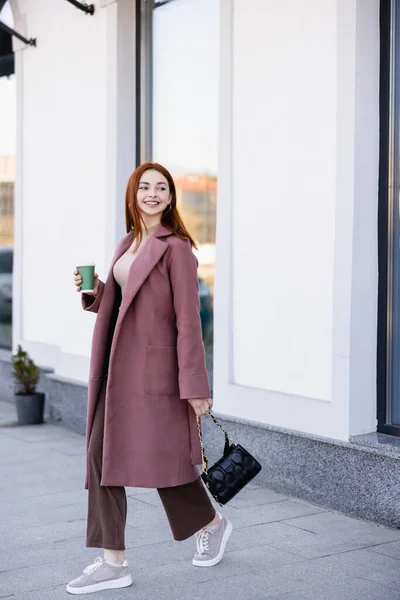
xmin=175 ymin=174 xmax=216 ymax=384
xmin=175 ymin=174 xmax=216 ymax=246
xmin=175 ymin=174 xmax=216 ymax=295
xmin=0 ymin=155 xmax=14 ymax=348
xmin=0 ymin=155 xmax=15 ymax=248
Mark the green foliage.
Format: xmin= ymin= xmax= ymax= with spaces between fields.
xmin=12 ymin=345 xmax=40 ymax=396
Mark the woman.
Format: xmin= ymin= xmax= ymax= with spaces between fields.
xmin=67 ymin=163 xmax=232 ymax=595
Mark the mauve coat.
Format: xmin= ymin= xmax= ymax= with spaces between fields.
xmin=81 ymin=225 xmax=210 ymax=489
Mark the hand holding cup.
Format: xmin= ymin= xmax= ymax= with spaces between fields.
xmin=74 ymin=264 xmax=99 ymax=297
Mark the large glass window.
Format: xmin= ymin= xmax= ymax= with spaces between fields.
xmin=379 ymin=0 xmax=400 ymax=433
xmin=139 ymin=0 xmax=219 ymax=388
xmin=0 ymin=158 xmax=14 ymax=352
xmin=0 ymin=2 xmax=15 ymax=349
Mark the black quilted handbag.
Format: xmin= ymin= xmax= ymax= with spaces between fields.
xmin=197 ymin=412 xmax=262 ymax=505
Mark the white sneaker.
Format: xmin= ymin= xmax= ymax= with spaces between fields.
xmin=66 ymin=557 xmax=132 ymax=595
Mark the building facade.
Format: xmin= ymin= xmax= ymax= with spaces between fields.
xmin=1 ymin=0 xmax=399 ymax=525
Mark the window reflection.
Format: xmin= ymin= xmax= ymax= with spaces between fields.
xmin=0 ymin=3 xmax=15 ymax=349
xmin=0 ymin=156 xmax=14 ymax=349
xmin=152 ymin=0 xmax=219 ymax=388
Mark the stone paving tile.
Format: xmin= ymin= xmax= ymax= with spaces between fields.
xmin=293 ymin=576 xmax=400 ymax=600
xmin=253 ymin=554 xmax=346 ymax=595
xmin=3 ymin=402 xmax=400 ymax=600
xmin=257 ymin=550 xmax=400 ymax=600
xmin=369 ymin=539 xmax=400 ymax=560
xmin=1 ymin=425 xmax=83 ymax=444
xmin=228 ymin=486 xmax=290 ymax=508
xmin=270 ymin=596 xmax=310 ymax=600
xmin=125 ymin=497 xmax=169 ymax=528
xmin=46 ymin=441 xmax=86 ymax=456
xmin=126 ymin=538 xmax=195 ymax=566
xmin=0 ymin=400 xmax=16 ymax=424
xmin=1 ymin=478 xmax=84 ymax=501
xmin=269 ymin=522 xmax=400 ymax=559
xmin=0 ymin=467 xmax=84 ymax=491
xmin=165 ymin=571 xmax=277 ymax=600
xmin=226 ymin=521 xmax=317 ymax=553
xmin=269 ymin=536 xmax=379 ymax=560
xmin=222 ymin=543 xmax=307 ymax=571
xmin=255 ymin=547 xmax=400 ymax=595
xmin=15 ymin=585 xmax=68 ymax=600
xmin=135 ymin=551 xmax=251 ymax=587
xmin=0 ymin=556 xmax=92 ymax=597
xmin=126 ymin=486 xmax=156 ymax=496
xmin=0 ymin=452 xmax=84 ymax=472
xmin=220 ymin=500 xmax=326 ymax=532
xmin=1 ymin=518 xmax=87 ymax=549
xmin=269 ymin=594 xmax=305 ymax=600
xmin=0 ymin=499 xmax=87 ymax=531
xmin=0 ymin=538 xmax=97 ymax=573
xmin=309 ymin=546 xmax=400 ymax=577
xmin=354 ymin=567 xmax=400 ymax=593
xmin=0 ymin=446 xmax=58 ymax=466
xmin=323 ymin=548 xmax=400 ymax=592
xmin=1 ymin=488 xmax=87 ymax=513
xmin=282 ymin=510 xmax=400 ymax=538
xmin=0 ymin=438 xmax=30 ymax=455
xmin=129 ymin=489 xmax=164 ymax=507
xmin=124 ymin=522 xmax=174 ymax=548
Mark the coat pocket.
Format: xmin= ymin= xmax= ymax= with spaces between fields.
xmin=145 ymin=345 xmax=180 ymax=397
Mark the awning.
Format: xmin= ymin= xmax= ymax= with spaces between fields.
xmin=0 ymin=0 xmax=94 ymax=79
xmin=0 ymin=0 xmax=13 ymax=78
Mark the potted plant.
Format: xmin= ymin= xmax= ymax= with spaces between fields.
xmin=12 ymin=345 xmax=45 ymax=425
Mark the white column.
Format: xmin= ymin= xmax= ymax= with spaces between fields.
xmin=214 ymin=0 xmax=379 ymax=440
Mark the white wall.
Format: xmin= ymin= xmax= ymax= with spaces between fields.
xmin=11 ymin=0 xmax=136 ymax=381
xmin=348 ymin=0 xmax=379 ymax=435
xmin=214 ymin=0 xmax=379 ymax=440
xmin=10 ymin=0 xmax=379 ymax=438
xmin=19 ymin=0 xmax=108 ymax=378
xmin=232 ymin=0 xmax=336 ymax=401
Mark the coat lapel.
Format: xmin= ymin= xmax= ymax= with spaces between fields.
xmin=116 ymin=235 xmax=169 ymax=326
xmin=103 ymin=225 xmax=172 ymax=362
xmin=103 ymin=225 xmax=173 ymax=322
xmin=112 ymin=225 xmax=172 ymax=325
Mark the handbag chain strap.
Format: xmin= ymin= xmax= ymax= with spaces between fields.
xmin=196 ymin=416 xmax=209 ymax=474
xmin=196 ymin=411 xmax=236 ymax=475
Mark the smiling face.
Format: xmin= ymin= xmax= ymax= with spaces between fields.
xmin=136 ymin=169 xmax=171 ymax=225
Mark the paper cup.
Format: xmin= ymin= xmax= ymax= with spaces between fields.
xmin=76 ymin=263 xmax=95 ymax=293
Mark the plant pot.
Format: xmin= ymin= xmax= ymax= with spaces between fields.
xmin=15 ymin=392 xmax=45 ymax=425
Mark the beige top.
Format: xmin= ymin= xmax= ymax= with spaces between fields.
xmin=113 ymin=224 xmax=159 ymax=296
xmin=113 ymin=251 xmax=137 ymax=296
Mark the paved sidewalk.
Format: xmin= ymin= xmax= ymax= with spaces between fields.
xmin=2 ymin=401 xmax=400 ymax=600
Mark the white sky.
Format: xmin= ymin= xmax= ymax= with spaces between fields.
xmin=152 ymin=0 xmax=219 ymax=176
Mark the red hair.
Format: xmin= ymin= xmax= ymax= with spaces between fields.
xmin=125 ymin=162 xmax=197 ymax=251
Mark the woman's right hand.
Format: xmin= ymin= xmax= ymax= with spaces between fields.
xmin=73 ymin=270 xmax=100 ymax=297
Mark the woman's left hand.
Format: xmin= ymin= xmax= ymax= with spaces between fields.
xmin=188 ymin=397 xmax=213 ymax=416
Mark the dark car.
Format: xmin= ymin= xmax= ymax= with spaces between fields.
xmin=0 ymin=247 xmax=13 ymax=323
xmin=198 ymin=276 xmax=213 ymax=343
